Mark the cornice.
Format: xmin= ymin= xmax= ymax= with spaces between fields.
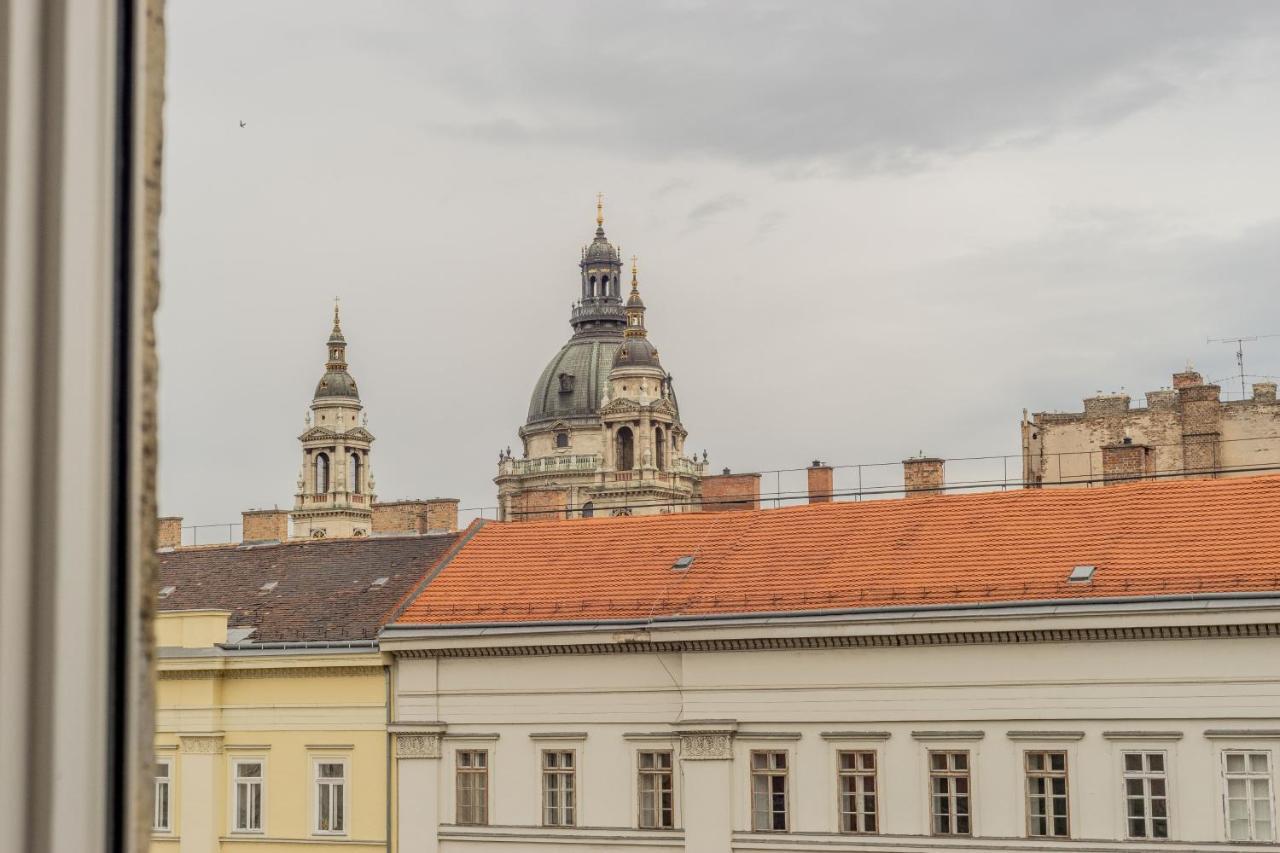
xmin=389 ymin=622 xmax=1280 ymax=659
xmin=159 ymin=664 xmax=383 ymax=680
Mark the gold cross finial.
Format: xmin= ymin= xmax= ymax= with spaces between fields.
xmin=596 ymin=192 xmax=604 ymax=227
xmin=333 ymin=296 xmax=340 ymax=327
xmin=630 ymin=255 xmax=639 ymax=289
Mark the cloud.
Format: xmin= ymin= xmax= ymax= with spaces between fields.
xmin=688 ymin=193 xmax=747 ymax=226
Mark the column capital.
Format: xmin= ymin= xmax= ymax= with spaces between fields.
xmin=179 ymin=734 xmax=224 ymax=754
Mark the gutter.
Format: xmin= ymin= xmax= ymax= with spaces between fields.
xmin=379 ymin=590 xmax=1280 ymax=638
xmin=216 ymin=639 xmax=379 ymax=651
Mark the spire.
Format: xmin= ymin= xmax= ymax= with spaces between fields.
xmin=322 ymin=302 xmax=350 ymax=376
xmin=329 ymin=297 xmax=345 ymax=344
xmin=625 ymin=255 xmax=647 ymax=338
xmin=596 ymin=191 xmax=605 ymax=236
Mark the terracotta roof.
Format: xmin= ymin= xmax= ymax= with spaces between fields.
xmin=395 ymin=475 xmax=1280 ymax=626
xmin=158 ymin=533 xmax=459 ymax=642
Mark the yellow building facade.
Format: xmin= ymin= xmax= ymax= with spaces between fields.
xmin=152 ymin=611 xmax=390 ymax=853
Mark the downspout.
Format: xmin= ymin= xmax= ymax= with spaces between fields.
xmin=385 ymin=663 xmax=392 ymax=853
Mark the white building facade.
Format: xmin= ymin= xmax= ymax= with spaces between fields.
xmin=382 ymin=600 xmax=1280 ymax=853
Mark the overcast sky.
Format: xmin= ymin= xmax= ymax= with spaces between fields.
xmin=159 ymin=0 xmax=1280 ymax=534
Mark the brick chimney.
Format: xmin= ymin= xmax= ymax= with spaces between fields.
xmin=1172 ymin=369 xmax=1203 ymax=389
xmin=1254 ymin=382 xmax=1277 ymax=404
xmin=1101 ymin=439 xmax=1151 ymax=485
xmin=806 ymin=460 xmax=833 ymax=504
xmin=699 ymin=470 xmax=761 ymax=513
xmin=157 ymin=516 xmax=182 ymax=550
xmin=903 ymin=456 xmax=944 ymax=497
xmin=241 ymin=508 xmax=289 ymax=544
xmin=372 ymin=498 xmax=460 ymax=535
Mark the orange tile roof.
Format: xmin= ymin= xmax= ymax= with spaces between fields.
xmin=394 ymin=475 xmax=1280 ymax=626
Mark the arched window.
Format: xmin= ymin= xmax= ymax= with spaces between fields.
xmin=655 ymin=427 xmax=666 ymax=470
xmin=315 ymin=453 xmax=330 ymax=493
xmin=589 ymin=275 xmax=597 ymax=297
xmin=349 ymin=452 xmax=362 ymax=493
xmin=555 ymin=431 xmax=570 ymax=449
xmin=581 ymin=501 xmax=594 ymax=518
xmin=616 ymin=427 xmax=634 ymax=471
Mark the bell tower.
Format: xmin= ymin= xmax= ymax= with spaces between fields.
xmin=290 ymin=301 xmax=376 ymax=538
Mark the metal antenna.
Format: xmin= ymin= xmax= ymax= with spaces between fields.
xmin=1207 ymin=334 xmax=1280 ymax=398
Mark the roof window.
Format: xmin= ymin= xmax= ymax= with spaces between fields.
xmin=1067 ymin=564 xmax=1096 ymax=583
xmin=370 ymin=576 xmax=389 ymax=588
xmin=158 ymin=585 xmax=175 ymax=599
xmin=259 ymin=580 xmax=279 ymax=592
xmin=672 ymin=555 xmax=695 ymax=571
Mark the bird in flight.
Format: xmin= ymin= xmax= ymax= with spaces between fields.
xmin=239 ymin=120 xmax=246 ymax=128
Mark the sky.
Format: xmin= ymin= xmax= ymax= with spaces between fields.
xmin=159 ymin=0 xmax=1280 ymax=535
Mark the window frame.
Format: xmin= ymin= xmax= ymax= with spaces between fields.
xmin=455 ymin=748 xmax=490 ymax=826
xmin=1024 ymin=750 xmax=1070 ymax=838
xmin=1121 ymin=749 xmax=1170 ymax=840
xmin=749 ymin=749 xmax=790 ymax=833
xmin=836 ymin=749 xmax=879 ymax=834
xmin=152 ymin=756 xmax=174 ymax=833
xmin=928 ymin=750 xmax=973 ymax=837
xmin=230 ymin=757 xmax=267 ymax=835
xmin=1222 ymin=749 xmax=1276 ymax=842
xmin=636 ymin=749 xmax=675 ymax=830
xmin=541 ymin=749 xmax=577 ymax=828
xmin=311 ymin=756 xmax=348 ymax=836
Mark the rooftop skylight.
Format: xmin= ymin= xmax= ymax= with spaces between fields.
xmin=1067 ymin=564 xmax=1096 ymax=583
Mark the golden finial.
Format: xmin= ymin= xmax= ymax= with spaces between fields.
xmin=333 ymin=297 xmax=340 ymax=327
xmin=596 ymin=192 xmax=604 ymax=227
xmin=631 ymin=255 xmax=639 ymax=289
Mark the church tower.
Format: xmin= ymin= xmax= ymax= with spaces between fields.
xmin=496 ymin=198 xmax=704 ymax=520
xmin=290 ymin=303 xmax=376 ymax=538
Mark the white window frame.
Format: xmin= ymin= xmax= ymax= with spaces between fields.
xmin=1024 ymin=750 xmax=1070 ymax=838
xmin=836 ymin=749 xmax=879 ymax=834
xmin=152 ymin=757 xmax=174 ymax=833
xmin=312 ymin=756 xmax=349 ymax=836
xmin=749 ymin=749 xmax=790 ymax=832
xmin=636 ymin=749 xmax=675 ymax=830
xmin=1122 ymin=750 xmax=1170 ymax=840
xmin=928 ymin=750 xmax=973 ymax=837
xmin=230 ymin=757 xmax=267 ymax=834
xmin=455 ymin=748 xmax=489 ymax=826
xmin=1223 ymin=749 xmax=1276 ymax=842
xmin=541 ymin=749 xmax=576 ymax=827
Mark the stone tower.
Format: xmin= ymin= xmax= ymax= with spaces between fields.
xmin=495 ymin=198 xmax=704 ymax=520
xmin=290 ymin=303 xmax=376 ymax=538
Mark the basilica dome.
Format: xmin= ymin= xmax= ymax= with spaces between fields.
xmin=526 ymin=336 xmax=621 ymax=428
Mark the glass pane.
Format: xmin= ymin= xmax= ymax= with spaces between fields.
xmin=1124 ymin=753 xmax=1142 ymax=772
xmin=1257 ymin=820 xmax=1274 ymax=842
xmin=1152 ymin=798 xmax=1167 ymax=818
xmin=1128 ymin=797 xmax=1145 ymax=818
xmin=956 ymin=815 xmax=970 ymax=834
xmin=1227 ymin=753 xmax=1246 ymax=773
xmin=239 ymin=762 xmax=261 ymax=778
xmin=251 ymin=784 xmax=261 ymax=829
xmin=752 ymin=753 xmax=766 ymax=770
xmin=1152 ymin=817 xmax=1168 ymax=838
xmin=1050 ymin=753 xmax=1066 ymax=772
xmin=1128 ymin=817 xmax=1146 ymax=837
xmin=318 ymin=784 xmax=330 ymax=830
xmin=1255 ymin=778 xmax=1271 ymax=796
xmin=773 ymin=752 xmax=786 ymax=770
xmin=1150 ymin=778 xmax=1165 ymax=796
xmin=1229 ymin=798 xmax=1249 ymax=819
xmin=156 ymin=763 xmax=169 ymax=778
xmin=1251 ymin=753 xmax=1270 ymax=773
xmin=320 ymin=762 xmax=343 ymax=778
xmin=1053 ymin=816 xmax=1068 ymax=836
xmin=1229 ymin=778 xmax=1248 ymax=798
xmin=839 ymin=753 xmax=854 ymax=770
xmin=953 ymin=753 xmax=968 ymax=770
xmin=1229 ymin=817 xmax=1250 ymax=840
xmin=1147 ymin=753 xmax=1164 ymax=772
xmin=931 ymin=753 xmax=947 ymax=771
xmin=1027 ymin=752 xmax=1044 ymax=771
xmin=1125 ymin=779 xmax=1143 ymax=797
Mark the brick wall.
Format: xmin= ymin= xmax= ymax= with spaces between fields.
xmin=903 ymin=457 xmax=944 ymax=497
xmin=512 ymin=489 xmax=569 ymax=522
xmin=241 ymin=509 xmax=288 ymax=543
xmin=806 ymin=463 xmax=833 ymax=504
xmin=157 ymin=516 xmax=182 ymax=549
xmin=700 ymin=472 xmax=761 ymax=512
xmin=372 ymin=499 xmax=461 ymax=534
xmin=1101 ymin=443 xmax=1151 ymax=484
xmin=1083 ymin=394 xmax=1130 ymax=417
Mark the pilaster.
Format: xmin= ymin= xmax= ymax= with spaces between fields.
xmin=178 ymin=734 xmax=224 ymax=853
xmin=392 ymin=724 xmax=445 ymax=853
xmin=674 ymin=721 xmax=736 ymax=852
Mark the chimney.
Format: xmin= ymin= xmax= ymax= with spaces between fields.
xmin=1172 ymin=369 xmax=1204 ymax=389
xmin=1254 ymin=382 xmax=1277 ymax=404
xmin=372 ymin=499 xmax=460 ymax=535
xmin=806 ymin=460 xmax=833 ymax=504
xmin=1101 ymin=440 xmax=1151 ymax=485
xmin=903 ymin=455 xmax=944 ymax=498
xmin=241 ymin=508 xmax=289 ymax=544
xmin=157 ymin=516 xmax=183 ymax=550
xmin=699 ymin=470 xmax=761 ymax=513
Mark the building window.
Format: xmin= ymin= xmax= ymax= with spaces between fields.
xmin=348 ymin=452 xmax=361 ymax=493
xmin=654 ymin=427 xmax=665 ymax=470
xmin=314 ymin=760 xmax=346 ymax=834
xmin=637 ymin=750 xmax=674 ymax=829
xmin=555 ymin=431 xmax=570 ymax=448
xmin=153 ymin=758 xmax=172 ymax=831
xmin=751 ymin=750 xmax=789 ymax=832
xmin=456 ymin=750 xmax=489 ymax=826
xmin=616 ymin=426 xmax=634 ymax=470
xmin=1025 ymin=751 xmax=1069 ymax=837
xmin=233 ymin=760 xmax=264 ymax=833
xmin=581 ymin=501 xmax=594 ymax=518
xmin=1123 ymin=751 xmax=1168 ymax=839
xmin=837 ymin=750 xmax=878 ymax=833
xmin=315 ymin=452 xmax=329 ymax=494
xmin=542 ymin=750 xmax=576 ymax=827
xmin=1225 ymin=750 xmax=1275 ymax=842
xmin=929 ymin=751 xmax=971 ymax=836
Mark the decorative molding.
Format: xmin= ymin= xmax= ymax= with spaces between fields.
xmin=393 ymin=622 xmax=1280 ymax=659
xmin=1102 ymin=731 xmax=1184 ymax=741
xmin=912 ymin=730 xmax=985 ymax=741
xmin=529 ymin=732 xmax=588 ymax=741
xmin=1007 ymin=731 xmax=1086 ymax=742
xmin=443 ymin=732 xmax=500 ymax=742
xmin=159 ymin=664 xmax=382 ymax=681
xmin=395 ymin=733 xmax=442 ymax=759
xmin=224 ymin=744 xmax=272 ymax=751
xmin=735 ymin=731 xmax=802 ymax=741
xmin=179 ymin=734 xmax=224 ymax=754
xmin=305 ymin=743 xmax=355 ymax=750
xmin=678 ymin=732 xmax=734 ymax=760
xmin=1203 ymin=729 xmax=1280 ymax=740
xmin=622 ymin=732 xmax=678 ymax=742
xmin=821 ymin=731 xmax=891 ymax=741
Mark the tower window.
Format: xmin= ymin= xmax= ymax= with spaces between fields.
xmin=349 ymin=452 xmax=362 ymax=493
xmin=315 ymin=453 xmax=330 ymax=493
xmin=655 ymin=427 xmax=666 ymax=470
xmin=581 ymin=501 xmax=594 ymax=518
xmin=558 ymin=373 xmax=575 ymax=393
xmin=616 ymin=427 xmax=635 ymax=471
xmin=555 ymin=431 xmax=570 ymax=449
